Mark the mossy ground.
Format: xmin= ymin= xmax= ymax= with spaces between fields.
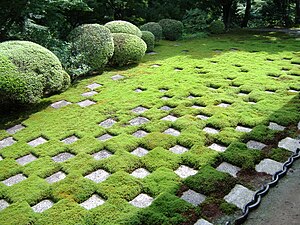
xmin=0 ymin=30 xmax=299 ymax=224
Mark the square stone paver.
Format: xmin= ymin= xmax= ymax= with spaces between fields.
xmin=132 ymin=130 xmax=148 ymax=138
xmin=208 ymin=143 xmax=227 ymax=152
xmin=216 ymin=162 xmax=241 ymax=177
xmin=265 ymin=90 xmax=275 ymax=94
xmin=161 ymin=96 xmax=171 ymax=100
xmin=97 ymin=134 xmax=113 ymax=142
xmin=131 ymin=168 xmax=150 ymax=179
xmin=159 ymin=89 xmax=168 ymax=92
xmin=92 ymin=150 xmax=112 ymax=160
xmin=80 ymin=194 xmax=105 ymax=210
xmin=196 ymin=114 xmax=210 ymax=120
xmin=51 ymin=100 xmax=71 ymax=109
xmin=45 ymin=171 xmax=66 ymax=184
xmin=129 ymin=194 xmax=153 ymax=208
xmin=81 ymin=91 xmax=98 ymax=97
xmin=2 ymin=174 xmax=27 ymax=186
xmin=135 ymin=88 xmax=143 ymax=93
xmin=61 ymin=135 xmax=78 ymax=144
xmin=147 ymin=51 xmax=158 ymax=55
xmin=163 ymin=128 xmax=180 ymax=136
xmin=16 ymin=154 xmax=37 ymax=166
xmin=151 ymin=64 xmax=161 ymax=68
xmin=77 ymin=100 xmax=96 ymax=107
xmin=52 ymin=152 xmax=75 ymax=163
xmin=169 ymin=145 xmax=189 ymax=154
xmin=99 ymin=119 xmax=116 ymax=128
xmin=0 ymin=199 xmax=9 ymax=211
xmin=175 ymin=165 xmax=198 ymax=178
xmin=28 ymin=137 xmax=47 ymax=147
xmin=298 ymin=121 xmax=300 ymax=130
xmin=181 ymin=189 xmax=206 ymax=206
xmin=278 ymin=137 xmax=300 ymax=152
xmin=132 ymin=106 xmax=148 ymax=114
xmin=161 ymin=115 xmax=178 ymax=122
xmin=160 ymin=106 xmax=172 ymax=111
xmin=191 ymin=105 xmax=204 ymax=109
xmin=131 ymin=147 xmax=149 ymax=157
xmin=0 ymin=156 xmax=3 ymax=161
xmin=111 ymin=74 xmax=124 ymax=80
xmin=87 ymin=83 xmax=102 ymax=90
xmin=194 ymin=219 xmax=213 ymax=225
xmin=129 ymin=117 xmax=150 ymax=126
xmin=187 ymin=95 xmax=195 ymax=99
xmin=0 ymin=137 xmax=16 ymax=149
xmin=32 ymin=200 xmax=54 ymax=213
xmin=268 ymin=122 xmax=285 ymax=131
xmin=255 ymin=158 xmax=283 ymax=175
xmin=85 ymin=169 xmax=110 ymax=183
xmin=6 ymin=124 xmax=25 ymax=135
xmin=235 ymin=126 xmax=252 ymax=133
xmin=203 ymin=127 xmax=219 ymax=134
xmin=224 ymin=184 xmax=255 ymax=210
xmin=246 ymin=140 xmax=266 ymax=150
xmin=217 ymin=103 xmax=231 ymax=108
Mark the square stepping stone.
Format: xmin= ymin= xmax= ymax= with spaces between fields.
xmin=99 ymin=119 xmax=116 ymax=128
xmin=16 ymin=154 xmax=37 ymax=166
xmin=191 ymin=105 xmax=204 ymax=109
xmin=0 ymin=156 xmax=3 ymax=161
xmin=289 ymin=89 xmax=299 ymax=93
xmin=131 ymin=168 xmax=150 ymax=179
xmin=194 ymin=219 xmax=213 ymax=225
xmin=51 ymin=100 xmax=71 ymax=109
xmin=92 ymin=150 xmax=112 ymax=160
xmin=217 ymin=103 xmax=231 ymax=108
xmin=298 ymin=121 xmax=300 ymax=130
xmin=268 ymin=122 xmax=285 ymax=131
xmin=181 ymin=189 xmax=206 ymax=206
xmin=0 ymin=137 xmax=16 ymax=149
xmin=81 ymin=91 xmax=98 ymax=97
xmin=111 ymin=74 xmax=124 ymax=80
xmin=131 ymin=147 xmax=149 ymax=157
xmin=6 ymin=124 xmax=25 ymax=135
xmin=132 ymin=106 xmax=148 ymax=114
xmin=175 ymin=165 xmax=198 ymax=178
xmin=129 ymin=193 xmax=153 ymax=208
xmin=129 ymin=117 xmax=150 ymax=126
xmin=196 ymin=114 xmax=210 ymax=120
xmin=45 ymin=171 xmax=66 ymax=184
xmin=28 ymin=137 xmax=47 ymax=147
xmin=135 ymin=88 xmax=143 ymax=93
xmin=203 ymin=127 xmax=219 ymax=134
xmin=160 ymin=106 xmax=172 ymax=111
xmin=248 ymin=101 xmax=257 ymax=105
xmin=208 ymin=143 xmax=227 ymax=152
xmin=77 ymin=100 xmax=96 ymax=107
xmin=2 ymin=174 xmax=27 ymax=186
xmin=151 ymin=64 xmax=161 ymax=68
xmin=255 ymin=158 xmax=283 ymax=175
xmin=161 ymin=115 xmax=178 ymax=122
xmin=132 ymin=130 xmax=148 ymax=138
xmin=187 ymin=95 xmax=195 ymax=99
xmin=0 ymin=199 xmax=9 ymax=211
xmin=159 ymin=89 xmax=168 ymax=92
xmin=169 ymin=145 xmax=189 ymax=154
xmin=85 ymin=169 xmax=110 ymax=183
xmin=147 ymin=51 xmax=158 ymax=55
xmin=61 ymin=135 xmax=79 ymax=144
xmin=246 ymin=140 xmax=266 ymax=150
xmin=161 ymin=96 xmax=171 ymax=100
xmin=238 ymin=93 xmax=247 ymax=96
xmin=52 ymin=152 xmax=75 ymax=163
xmin=265 ymin=90 xmax=275 ymax=94
xmin=87 ymin=83 xmax=102 ymax=90
xmin=97 ymin=134 xmax=113 ymax=141
xmin=224 ymin=184 xmax=255 ymax=210
xmin=216 ymin=162 xmax=241 ymax=177
xmin=278 ymin=137 xmax=300 ymax=152
xmin=163 ymin=128 xmax=180 ymax=136
xmin=235 ymin=126 xmax=252 ymax=133
xmin=32 ymin=200 xmax=53 ymax=213
xmin=80 ymin=194 xmax=105 ymax=210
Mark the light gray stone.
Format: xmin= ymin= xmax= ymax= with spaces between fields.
xmin=87 ymin=83 xmax=102 ymax=90
xmin=194 ymin=219 xmax=213 ymax=225
xmin=32 ymin=200 xmax=53 ymax=213
xmin=0 ymin=199 xmax=9 ymax=211
xmin=2 ymin=174 xmax=27 ymax=186
xmin=255 ymin=158 xmax=283 ymax=175
xmin=6 ymin=124 xmax=25 ymax=135
xmin=175 ymin=165 xmax=198 ymax=178
xmin=111 ymin=74 xmax=124 ymax=80
xmin=238 ymin=93 xmax=247 ymax=96
xmin=169 ymin=145 xmax=189 ymax=154
xmin=203 ymin=127 xmax=219 ymax=134
xmin=28 ymin=137 xmax=47 ymax=147
xmin=247 ymin=140 xmax=266 ymax=150
xmin=131 ymin=147 xmax=149 ymax=157
xmin=289 ymin=89 xmax=299 ymax=93
xmin=224 ymin=184 xmax=255 ymax=210
xmin=161 ymin=96 xmax=171 ymax=100
xmin=129 ymin=194 xmax=153 ymax=208
xmin=163 ymin=128 xmax=180 ymax=136
xmin=132 ymin=106 xmax=148 ymax=114
xmin=236 ymin=126 xmax=252 ymax=133
xmin=160 ymin=106 xmax=172 ymax=111
xmin=159 ymin=89 xmax=167 ymax=92
xmin=97 ymin=134 xmax=113 ymax=141
xmin=268 ymin=122 xmax=285 ymax=131
xmin=161 ymin=115 xmax=178 ymax=122
xmin=77 ymin=100 xmax=96 ymax=107
xmin=80 ymin=194 xmax=105 ymax=210
xmin=92 ymin=150 xmax=112 ymax=160
xmin=147 ymin=51 xmax=157 ymax=55
xmin=16 ymin=154 xmax=37 ymax=166
xmin=129 ymin=117 xmax=150 ymax=126
xmin=131 ymin=168 xmax=150 ymax=179
xmin=248 ymin=101 xmax=257 ymax=104
xmin=99 ymin=119 xmax=116 ymax=128
xmin=0 ymin=137 xmax=16 ymax=149
xmin=0 ymin=156 xmax=3 ymax=161
xmin=81 ymin=91 xmax=98 ymax=97
xmin=298 ymin=121 xmax=300 ymax=130
xmin=278 ymin=137 xmax=300 ymax=152
xmin=151 ymin=64 xmax=161 ymax=68
xmin=191 ymin=105 xmax=204 ymax=109
xmin=208 ymin=143 xmax=227 ymax=152
xmin=217 ymin=103 xmax=231 ymax=108
xmin=216 ymin=162 xmax=241 ymax=177
xmin=52 ymin=152 xmax=74 ymax=163
xmin=181 ymin=189 xmax=206 ymax=206
xmin=135 ymin=88 xmax=143 ymax=93
xmin=187 ymin=95 xmax=195 ymax=99
xmin=85 ymin=169 xmax=110 ymax=183
xmin=265 ymin=90 xmax=275 ymax=94
xmin=196 ymin=115 xmax=210 ymax=120
xmin=51 ymin=100 xmax=71 ymax=109
xmin=133 ymin=130 xmax=148 ymax=138
xmin=45 ymin=171 xmax=66 ymax=184
xmin=61 ymin=136 xmax=78 ymax=144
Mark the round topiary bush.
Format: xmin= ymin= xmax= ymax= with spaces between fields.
xmin=104 ymin=20 xmax=142 ymax=37
xmin=110 ymin=33 xmax=147 ymax=66
xmin=141 ymin=31 xmax=155 ymax=52
xmin=209 ymin=20 xmax=225 ymax=34
xmin=0 ymin=41 xmax=70 ymax=97
xmin=140 ymin=22 xmax=163 ymax=42
xmin=158 ymin=19 xmax=184 ymax=41
xmin=68 ymin=24 xmax=114 ymax=74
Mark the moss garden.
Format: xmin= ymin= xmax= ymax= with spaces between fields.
xmin=0 ymin=26 xmax=300 ymax=225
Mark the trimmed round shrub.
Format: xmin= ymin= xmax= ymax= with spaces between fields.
xmin=104 ymin=20 xmax=142 ymax=38
xmin=140 ymin=22 xmax=163 ymax=42
xmin=141 ymin=31 xmax=155 ymax=52
xmin=68 ymin=24 xmax=114 ymax=73
xmin=209 ymin=20 xmax=225 ymax=34
xmin=158 ymin=19 xmax=184 ymax=41
xmin=0 ymin=41 xmax=70 ymax=96
xmin=111 ymin=33 xmax=147 ymax=66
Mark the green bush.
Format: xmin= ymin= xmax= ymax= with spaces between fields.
xmin=110 ymin=33 xmax=147 ymax=66
xmin=158 ymin=19 xmax=184 ymax=41
xmin=182 ymin=8 xmax=209 ymax=33
xmin=140 ymin=22 xmax=163 ymax=42
xmin=68 ymin=24 xmax=114 ymax=75
xmin=141 ymin=31 xmax=155 ymax=52
xmin=104 ymin=20 xmax=142 ymax=37
xmin=209 ymin=20 xmax=225 ymax=34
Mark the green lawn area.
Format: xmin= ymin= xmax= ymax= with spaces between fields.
xmin=0 ymin=30 xmax=299 ymax=225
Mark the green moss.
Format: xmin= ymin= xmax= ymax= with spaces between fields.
xmin=0 ymin=159 xmax=22 ymax=180
xmin=267 ymin=148 xmax=292 ymax=163
xmin=140 ymin=22 xmax=163 ymax=42
xmin=141 ymin=132 xmax=176 ymax=150
xmin=105 ymin=20 xmax=142 ymax=37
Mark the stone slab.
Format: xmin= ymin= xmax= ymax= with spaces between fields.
xmin=194 ymin=219 xmax=213 ymax=225
xmin=236 ymin=126 xmax=252 ymax=133
xmin=51 ymin=100 xmax=71 ymax=109
xmin=92 ymin=150 xmax=112 ymax=160
xmin=132 ymin=130 xmax=148 ymax=138
xmin=169 ymin=145 xmax=189 ymax=154
xmin=61 ymin=136 xmax=78 ymax=144
xmin=81 ymin=91 xmax=98 ymax=97
xmin=224 ymin=184 xmax=255 ymax=210
xmin=216 ymin=162 xmax=241 ymax=177
xmin=159 ymin=89 xmax=168 ymax=92
xmin=255 ymin=158 xmax=283 ymax=175
xmin=181 ymin=189 xmax=206 ymax=206
xmin=0 ymin=156 xmax=3 ymax=161
xmin=28 ymin=137 xmax=47 ymax=147
xmin=129 ymin=194 xmax=153 ymax=208
xmin=175 ymin=165 xmax=198 ymax=178
xmin=80 ymin=194 xmax=105 ymax=210
xmin=45 ymin=171 xmax=66 ymax=184
xmin=135 ymin=88 xmax=143 ymax=93
xmin=129 ymin=117 xmax=150 ymax=126
xmin=161 ymin=96 xmax=171 ymax=100
xmin=131 ymin=147 xmax=149 ymax=157
xmin=218 ymin=103 xmax=231 ymax=108
xmin=208 ymin=143 xmax=227 ymax=152
xmin=132 ymin=106 xmax=148 ymax=114
xmin=163 ymin=128 xmax=180 ymax=136
xmin=99 ymin=119 xmax=116 ymax=128
xmin=16 ymin=154 xmax=37 ymax=166
xmin=0 ymin=137 xmax=16 ymax=149
xmin=111 ymin=74 xmax=124 ymax=80
xmin=2 ymin=174 xmax=27 ymax=186
xmin=160 ymin=106 xmax=172 ymax=111
xmin=161 ymin=115 xmax=178 ymax=122
xmin=85 ymin=169 xmax=110 ymax=183
xmin=97 ymin=134 xmax=113 ymax=141
xmin=86 ymin=83 xmax=102 ymax=90
xmin=0 ymin=199 xmax=9 ymax=211
xmin=6 ymin=124 xmax=25 ymax=135
xmin=191 ymin=105 xmax=204 ymax=109
xmin=268 ymin=122 xmax=285 ymax=131
xmin=196 ymin=115 xmax=210 ymax=120
xmin=247 ymin=140 xmax=266 ymax=150
xmin=131 ymin=168 xmax=150 ymax=179
xmin=77 ymin=100 xmax=96 ymax=107
xmin=32 ymin=200 xmax=53 ymax=213
xmin=52 ymin=152 xmax=74 ymax=163
xmin=278 ymin=137 xmax=300 ymax=152
xmin=203 ymin=127 xmax=219 ymax=134
xmin=151 ymin=64 xmax=161 ymax=68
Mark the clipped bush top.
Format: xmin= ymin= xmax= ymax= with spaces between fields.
xmin=141 ymin=31 xmax=155 ymax=52
xmin=140 ymin=22 xmax=163 ymax=42
xmin=105 ymin=20 xmax=142 ymax=37
xmin=209 ymin=20 xmax=225 ymax=34
xmin=159 ymin=19 xmax=184 ymax=41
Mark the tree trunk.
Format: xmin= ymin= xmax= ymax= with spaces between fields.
xmin=241 ymin=0 xmax=251 ymax=27
xmin=222 ymin=1 xmax=233 ymax=29
xmin=296 ymin=0 xmax=300 ymax=24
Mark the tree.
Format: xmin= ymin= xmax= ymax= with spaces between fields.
xmin=241 ymin=0 xmax=252 ymax=27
